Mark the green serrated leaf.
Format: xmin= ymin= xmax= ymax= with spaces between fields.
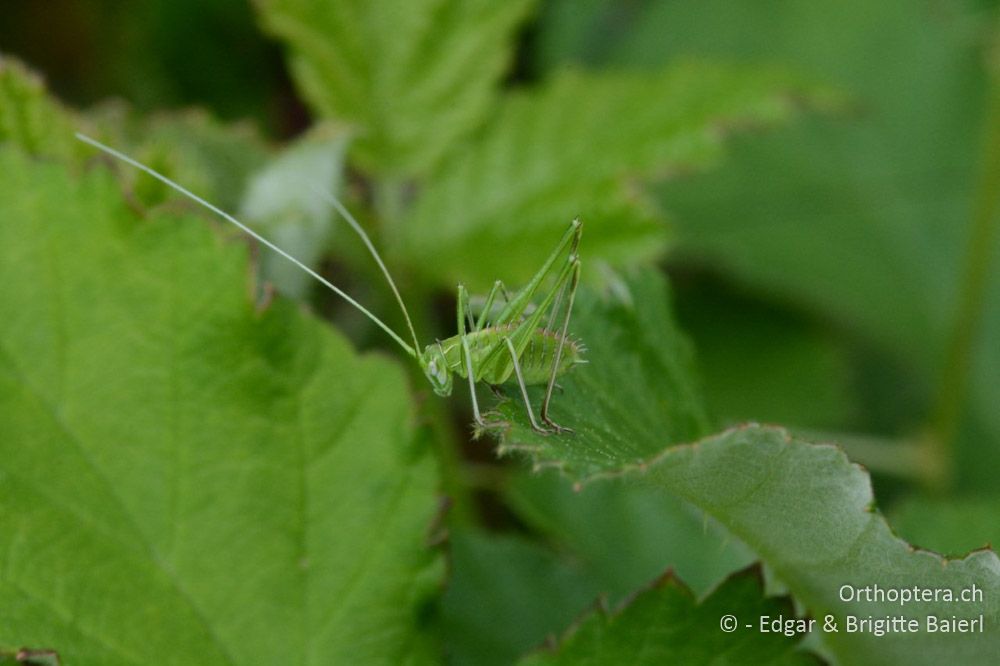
xmin=536 ymin=0 xmax=1000 ymax=490
xmin=519 ymin=567 xmax=821 ymax=665
xmin=400 ymin=62 xmax=834 ymax=290
xmin=0 ymin=56 xmax=82 ymax=162
xmin=0 ymin=56 xmax=270 ymax=212
xmin=494 ymin=271 xmax=1000 ymax=664
xmin=254 ymin=0 xmax=535 ymax=176
xmin=646 ymin=427 xmax=999 ymax=665
xmin=0 ymin=147 xmax=442 ymax=665
xmin=87 ymin=104 xmax=271 ymax=212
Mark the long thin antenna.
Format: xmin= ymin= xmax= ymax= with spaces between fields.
xmin=76 ymin=132 xmax=417 ymax=358
xmin=310 ymin=186 xmax=421 ymax=357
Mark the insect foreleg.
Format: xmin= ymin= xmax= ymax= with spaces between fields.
xmin=541 ymin=257 xmax=581 ymax=433
xmin=503 ymin=337 xmax=549 ymax=434
xmin=461 ymin=335 xmax=493 ymax=429
xmin=457 ymin=286 xmax=496 ymax=426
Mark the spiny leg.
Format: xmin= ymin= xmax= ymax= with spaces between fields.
xmin=541 ymin=258 xmax=581 ymax=433
xmin=504 ymin=337 xmax=550 ymax=434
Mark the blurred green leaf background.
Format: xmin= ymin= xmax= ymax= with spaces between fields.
xmin=2 ymin=0 xmax=999 ymax=664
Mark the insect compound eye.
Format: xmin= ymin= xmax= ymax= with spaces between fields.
xmin=426 ymin=356 xmax=447 ymax=385
xmin=424 ymin=352 xmax=452 ymax=396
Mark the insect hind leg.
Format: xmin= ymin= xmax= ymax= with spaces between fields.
xmin=541 ymin=255 xmax=581 ymax=434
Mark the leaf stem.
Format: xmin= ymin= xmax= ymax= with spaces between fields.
xmin=929 ymin=56 xmax=1000 ymax=487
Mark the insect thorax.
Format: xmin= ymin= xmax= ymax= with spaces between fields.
xmin=431 ymin=325 xmax=584 ymax=387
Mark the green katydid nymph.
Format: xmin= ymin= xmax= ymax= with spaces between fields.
xmin=76 ymin=133 xmax=585 ymax=434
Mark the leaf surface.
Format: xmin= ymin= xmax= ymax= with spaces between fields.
xmin=506 ymin=471 xmax=754 ymax=599
xmin=0 ymin=148 xmax=442 ymax=665
xmin=443 ymin=529 xmax=599 ymax=666
xmin=0 ymin=56 xmax=83 ymax=161
xmin=494 ymin=271 xmax=1000 ymax=665
xmin=519 ymin=568 xmax=820 ymax=666
xmin=400 ymin=64 xmax=833 ymax=290
xmin=673 ymin=286 xmax=858 ymax=430
xmin=87 ymin=105 xmax=270 ymax=212
xmin=254 ymin=0 xmax=535 ymax=176
xmin=536 ymin=0 xmax=1000 ymax=489
xmin=495 ymin=269 xmax=709 ymax=473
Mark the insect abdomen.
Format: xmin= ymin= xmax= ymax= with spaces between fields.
xmin=440 ymin=325 xmax=584 ymax=386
